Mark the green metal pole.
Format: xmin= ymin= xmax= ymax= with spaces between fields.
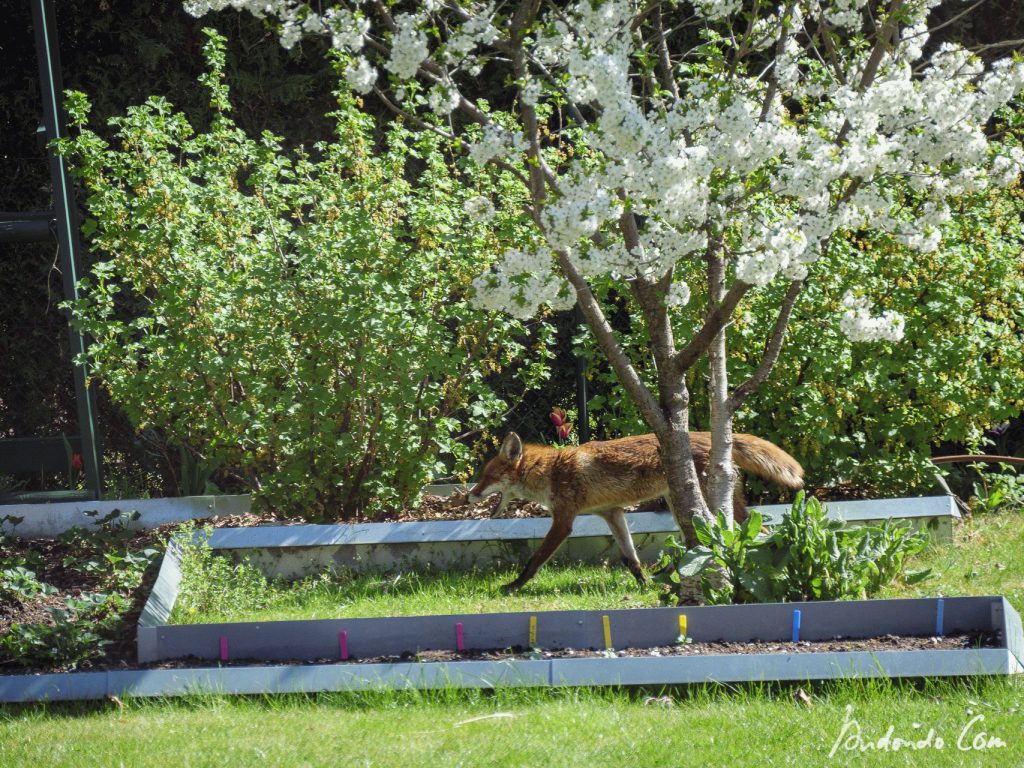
xmin=31 ymin=0 xmax=102 ymax=498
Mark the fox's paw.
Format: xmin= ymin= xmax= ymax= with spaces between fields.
xmin=622 ymin=557 xmax=650 ymax=586
xmin=500 ymin=580 xmax=523 ymax=594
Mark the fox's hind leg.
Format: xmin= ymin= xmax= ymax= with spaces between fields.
xmin=732 ymin=480 xmax=748 ymax=524
xmin=597 ymin=508 xmax=649 ymax=586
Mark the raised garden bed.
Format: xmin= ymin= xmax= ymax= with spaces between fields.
xmin=0 ymin=595 xmax=1019 ymax=703
xmin=0 ymin=495 xmax=1000 ymax=704
xmin=139 ymin=554 xmax=1022 ymax=663
xmin=200 ymin=496 xmax=958 ymax=580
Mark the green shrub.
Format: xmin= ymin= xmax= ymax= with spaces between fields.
xmin=58 ymin=30 xmax=549 ymax=520
xmin=657 ymin=492 xmax=931 ymax=605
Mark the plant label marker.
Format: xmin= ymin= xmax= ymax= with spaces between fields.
xmin=528 ymin=615 xmax=537 ymax=647
xmin=339 ymin=631 xmax=349 ymax=661
xmin=219 ymin=635 xmax=228 ymax=662
xmin=678 ymin=614 xmax=687 ymax=638
xmin=602 ymin=615 xmax=613 ymax=650
xmin=791 ymin=610 xmax=801 ymax=643
xmin=936 ymin=598 xmax=945 ymax=637
xmin=455 ymin=622 xmax=465 ymax=652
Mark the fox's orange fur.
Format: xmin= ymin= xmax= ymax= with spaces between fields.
xmin=468 ymin=432 xmax=804 ymax=591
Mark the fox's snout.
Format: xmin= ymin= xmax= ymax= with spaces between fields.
xmin=466 ymin=482 xmax=488 ymax=503
xmin=467 ymin=433 xmax=524 ymax=513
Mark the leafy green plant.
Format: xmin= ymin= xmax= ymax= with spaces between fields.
xmin=170 ymin=523 xmax=271 ymax=622
xmin=969 ymin=464 xmax=1024 ymax=515
xmin=0 ymin=591 xmax=130 ymax=670
xmin=0 ymin=567 xmax=57 ymax=604
xmin=58 ymin=509 xmax=141 ymax=566
xmin=176 ymin=445 xmax=221 ymax=497
xmin=0 ymin=508 xmax=160 ymax=670
xmin=656 ymin=492 xmax=931 ymax=605
xmin=58 ymin=30 xmax=550 ymax=520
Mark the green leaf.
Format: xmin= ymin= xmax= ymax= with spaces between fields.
xmin=676 ymin=548 xmax=714 ymax=578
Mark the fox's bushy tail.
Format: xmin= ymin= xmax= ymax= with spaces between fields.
xmin=732 ymin=434 xmax=804 ymax=489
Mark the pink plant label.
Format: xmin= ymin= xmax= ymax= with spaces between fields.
xmin=219 ymin=635 xmax=228 ymax=662
xmin=340 ymin=630 xmax=349 ymax=660
xmin=455 ymin=622 xmax=465 ymax=652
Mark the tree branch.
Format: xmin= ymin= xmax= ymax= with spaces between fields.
xmin=652 ymin=5 xmax=680 ymax=100
xmin=760 ymin=2 xmax=797 ymax=121
xmin=619 ymin=208 xmax=676 ymax=372
xmin=727 ymin=278 xmax=805 ymax=412
xmin=671 ymin=280 xmax=751 ymax=375
xmin=555 ymin=250 xmax=667 ymax=432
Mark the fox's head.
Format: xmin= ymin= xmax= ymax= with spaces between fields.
xmin=467 ymin=432 xmax=523 ymax=517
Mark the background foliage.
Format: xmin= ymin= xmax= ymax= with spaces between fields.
xmin=58 ymin=32 xmax=548 ymax=519
xmin=1 ymin=1 xmax=1023 ymax=503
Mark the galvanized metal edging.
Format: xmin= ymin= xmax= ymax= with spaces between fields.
xmin=0 ymin=495 xmax=251 ymax=538
xmin=206 ymin=496 xmax=958 ymax=551
xmin=136 ymin=594 xmax=1022 ymax=665
xmin=1 ymin=648 xmax=1020 ymax=704
xmin=203 ymin=497 xmax=958 ymax=579
xmin=1 ymin=494 xmax=958 ymax=540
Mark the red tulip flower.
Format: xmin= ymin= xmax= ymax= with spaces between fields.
xmin=556 ymin=422 xmax=573 ymax=441
xmin=71 ymin=452 xmax=84 ymax=471
xmin=549 ymin=407 xmax=567 ymax=427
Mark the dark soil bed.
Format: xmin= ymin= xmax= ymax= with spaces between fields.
xmin=0 ymin=529 xmax=161 ymax=636
xmin=0 ymin=525 xmax=170 ymax=673
xmin=127 ymin=632 xmax=997 ymax=673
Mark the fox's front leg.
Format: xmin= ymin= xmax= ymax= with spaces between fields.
xmin=502 ymin=508 xmax=576 ymax=593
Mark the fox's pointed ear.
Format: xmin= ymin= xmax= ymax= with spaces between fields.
xmin=500 ymin=432 xmax=523 ymax=462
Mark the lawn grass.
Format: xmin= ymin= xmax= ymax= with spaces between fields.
xmin=170 ymin=560 xmax=662 ymax=624
xmin=173 ymin=503 xmax=1024 ymax=626
xmin=3 ymin=506 xmax=1022 ymax=767
xmin=1 ymin=679 xmax=1021 ymax=767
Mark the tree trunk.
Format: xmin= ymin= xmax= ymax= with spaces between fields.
xmin=654 ymin=374 xmax=711 ymax=548
xmin=705 ymin=249 xmax=737 ymax=523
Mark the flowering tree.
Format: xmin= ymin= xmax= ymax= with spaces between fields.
xmin=186 ymin=0 xmax=1024 ymax=545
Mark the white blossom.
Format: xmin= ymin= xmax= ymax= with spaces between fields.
xmin=839 ymin=294 xmax=905 ymax=343
xmin=467 ymin=124 xmax=528 ymax=167
xmin=666 ymin=281 xmax=691 ymax=308
xmin=448 ymin=8 xmax=499 ymax=58
xmin=324 ymin=8 xmax=369 ymax=52
xmin=428 ymin=82 xmax=461 ymax=114
xmin=463 ymin=195 xmax=495 ymax=221
xmin=386 ymin=13 xmax=429 ymax=80
xmin=344 ymin=57 xmax=376 ymax=94
xmin=691 ymin=0 xmax=742 ymax=21
xmin=471 ymin=248 xmax=572 ymax=318
xmin=520 ymin=80 xmax=542 ymax=107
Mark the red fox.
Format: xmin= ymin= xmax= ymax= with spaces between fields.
xmin=467 ymin=432 xmax=804 ymax=592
